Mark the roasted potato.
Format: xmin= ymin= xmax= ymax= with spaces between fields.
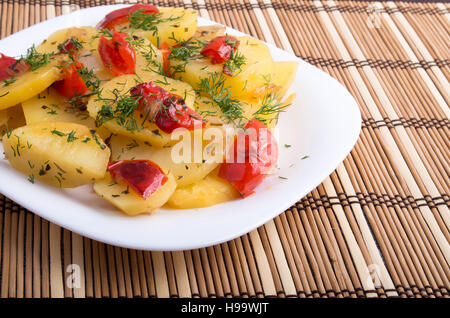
xmin=21 ymin=87 xmax=111 ymax=140
xmin=109 ymin=133 xmax=227 ymax=187
xmin=94 ymin=171 xmax=176 ymax=216
xmin=0 ymin=57 xmax=67 ymax=110
xmin=2 ymin=122 xmax=110 ymax=188
xmin=86 ymin=73 xmax=196 ymax=148
xmin=118 ymin=8 xmax=198 ymax=47
xmin=170 ymin=36 xmax=275 ymax=100
xmin=167 ymin=169 xmax=239 ymax=209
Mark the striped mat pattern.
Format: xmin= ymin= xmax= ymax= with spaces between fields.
xmin=0 ymin=0 xmax=449 ymax=298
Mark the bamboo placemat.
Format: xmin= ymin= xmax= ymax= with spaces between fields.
xmin=0 ymin=0 xmax=449 ymax=299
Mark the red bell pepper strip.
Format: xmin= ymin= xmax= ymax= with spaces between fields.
xmin=219 ymin=119 xmax=278 ymax=197
xmin=131 ymin=82 xmax=206 ymax=134
xmin=200 ymin=36 xmax=239 ymax=64
xmin=108 ymin=160 xmax=168 ymax=199
xmin=53 ymin=64 xmax=88 ymax=99
xmin=0 ymin=53 xmax=29 ymax=81
xmin=97 ymin=4 xmax=159 ymax=30
xmin=98 ymin=31 xmax=136 ymax=76
xmin=158 ymin=42 xmax=171 ymax=75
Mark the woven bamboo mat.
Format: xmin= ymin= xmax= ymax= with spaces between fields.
xmin=0 ymin=0 xmax=449 ymax=299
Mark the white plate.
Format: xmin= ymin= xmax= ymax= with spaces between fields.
xmin=0 ymin=5 xmax=361 ymax=251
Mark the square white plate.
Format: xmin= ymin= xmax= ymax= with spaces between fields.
xmin=0 ymin=5 xmax=361 ymax=250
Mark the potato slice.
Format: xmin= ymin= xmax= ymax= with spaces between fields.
xmin=21 ymin=88 xmax=111 ymax=139
xmin=38 ymin=26 xmax=113 ymax=82
xmin=0 ymin=57 xmax=66 ymax=110
xmin=109 ymin=134 xmax=223 ymax=187
xmin=119 ymin=8 xmax=198 ymax=47
xmin=94 ymin=171 xmax=176 ymax=216
xmin=167 ymin=169 xmax=239 ymax=209
xmin=2 ymin=122 xmax=110 ymax=188
xmin=170 ymin=36 xmax=274 ymax=100
xmin=87 ymin=73 xmax=196 ymax=148
xmin=193 ymin=25 xmax=226 ymax=42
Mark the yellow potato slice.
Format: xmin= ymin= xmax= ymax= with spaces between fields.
xmin=94 ymin=171 xmax=176 ymax=216
xmin=118 ymin=8 xmax=198 ymax=47
xmin=0 ymin=57 xmax=66 ymax=110
xmin=2 ymin=122 xmax=110 ymax=188
xmin=87 ymin=73 xmax=196 ymax=148
xmin=167 ymin=169 xmax=239 ymax=209
xmin=21 ymin=87 xmax=111 ymax=140
xmin=109 ymin=134 xmax=223 ymax=187
xmin=170 ymin=36 xmax=274 ymax=100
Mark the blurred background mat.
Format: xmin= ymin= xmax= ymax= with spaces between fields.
xmin=0 ymin=0 xmax=449 ymax=298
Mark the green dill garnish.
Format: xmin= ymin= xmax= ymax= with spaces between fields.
xmin=253 ymin=91 xmax=290 ymax=125
xmin=19 ymin=45 xmax=52 ymax=71
xmin=91 ymin=132 xmax=106 ymax=150
xmin=77 ymin=67 xmax=100 ymax=90
xmin=66 ymin=130 xmax=78 ymax=142
xmin=27 ymin=160 xmax=34 ymax=169
xmin=196 ymin=72 xmax=245 ymax=127
xmin=279 ymin=176 xmax=288 ymax=180
xmin=5 ymin=123 xmax=11 ymax=138
xmin=81 ymin=137 xmax=91 ymax=143
xmin=51 ymin=129 xmax=66 ymax=137
xmin=301 ymin=155 xmax=310 ymax=160
xmin=223 ymin=49 xmax=246 ymax=76
xmin=128 ymin=10 xmax=183 ymax=35
xmin=28 ymin=174 xmax=35 ymax=184
xmin=284 ymin=144 xmax=291 ymax=148
xmin=96 ymin=92 xmax=140 ymax=131
xmin=57 ymin=38 xmax=84 ymax=54
xmin=2 ymin=77 xmax=17 ymax=87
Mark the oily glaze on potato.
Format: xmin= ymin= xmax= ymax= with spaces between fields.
xmin=87 ymin=73 xmax=196 ymax=148
xmin=2 ymin=122 xmax=110 ymax=188
xmin=170 ymin=36 xmax=274 ymax=100
xmin=0 ymin=57 xmax=67 ymax=110
xmin=109 ymin=133 xmax=227 ymax=187
xmin=166 ymin=169 xmax=239 ymax=209
xmin=21 ymin=87 xmax=111 ymax=139
xmin=117 ymin=8 xmax=198 ymax=47
xmin=94 ymin=171 xmax=176 ymax=216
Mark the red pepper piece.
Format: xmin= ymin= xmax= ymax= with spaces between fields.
xmin=98 ymin=31 xmax=136 ymax=76
xmin=131 ymin=82 xmax=206 ymax=134
xmin=97 ymin=4 xmax=159 ymax=30
xmin=158 ymin=42 xmax=171 ymax=75
xmin=218 ymin=119 xmax=278 ymax=197
xmin=200 ymin=36 xmax=239 ymax=64
xmin=108 ymin=160 xmax=168 ymax=199
xmin=53 ymin=64 xmax=88 ymax=99
xmin=0 ymin=53 xmax=30 ymax=81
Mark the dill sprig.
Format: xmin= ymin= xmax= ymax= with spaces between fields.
xmin=252 ymin=91 xmax=290 ymax=125
xmin=223 ymin=49 xmax=246 ymax=76
xmin=19 ymin=45 xmax=52 ymax=71
xmin=128 ymin=10 xmax=183 ymax=35
xmin=95 ymin=89 xmax=141 ymax=131
xmin=77 ymin=67 xmax=100 ymax=90
xmin=196 ymin=72 xmax=245 ymax=127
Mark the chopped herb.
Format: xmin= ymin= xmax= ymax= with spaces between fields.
xmin=223 ymin=49 xmax=246 ymax=76
xmin=253 ymin=91 xmax=290 ymax=125
xmin=2 ymin=77 xmax=17 ymax=87
xmin=284 ymin=144 xmax=291 ymax=148
xmin=19 ymin=45 xmax=51 ymax=71
xmin=81 ymin=137 xmax=91 ymax=143
xmin=196 ymin=72 xmax=245 ymax=128
xmin=66 ymin=130 xmax=78 ymax=142
xmin=51 ymin=129 xmax=66 ymax=137
xmin=279 ymin=176 xmax=288 ymax=180
xmin=28 ymin=174 xmax=35 ymax=184
xmin=301 ymin=155 xmax=309 ymax=160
